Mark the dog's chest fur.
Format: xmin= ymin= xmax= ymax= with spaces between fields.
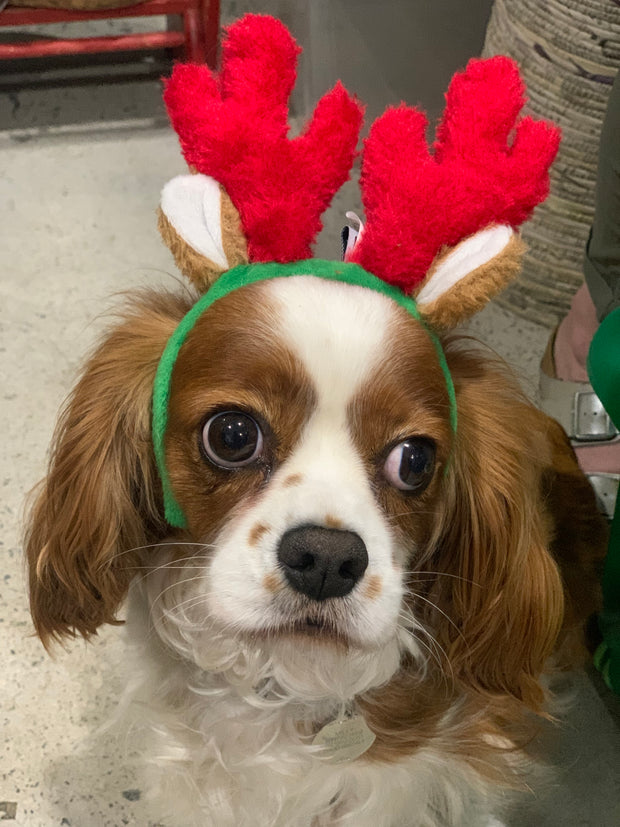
xmin=123 ymin=584 xmax=502 ymax=827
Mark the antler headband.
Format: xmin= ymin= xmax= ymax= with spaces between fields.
xmin=154 ymin=13 xmax=560 ymax=528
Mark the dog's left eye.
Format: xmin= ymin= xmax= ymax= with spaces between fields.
xmin=383 ymin=438 xmax=435 ymax=493
xmin=202 ymin=411 xmax=264 ymax=469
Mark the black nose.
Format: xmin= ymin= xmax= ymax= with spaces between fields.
xmin=277 ymin=525 xmax=369 ymax=601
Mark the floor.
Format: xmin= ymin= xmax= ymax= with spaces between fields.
xmin=1 ymin=2 xmax=620 ymax=825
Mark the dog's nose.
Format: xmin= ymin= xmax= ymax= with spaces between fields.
xmin=277 ymin=525 xmax=369 ymax=601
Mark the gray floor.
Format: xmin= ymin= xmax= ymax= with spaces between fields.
xmin=1 ymin=2 xmax=619 ymax=825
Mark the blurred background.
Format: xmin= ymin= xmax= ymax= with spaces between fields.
xmin=1 ymin=1 xmax=619 ymax=825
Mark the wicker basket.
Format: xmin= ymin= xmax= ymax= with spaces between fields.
xmin=483 ymin=0 xmax=620 ymax=326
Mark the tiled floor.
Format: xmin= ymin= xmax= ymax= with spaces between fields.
xmin=1 ymin=2 xmax=620 ymax=825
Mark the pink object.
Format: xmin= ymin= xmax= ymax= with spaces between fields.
xmin=554 ymin=283 xmax=598 ymax=384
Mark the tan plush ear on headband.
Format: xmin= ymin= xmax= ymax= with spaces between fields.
xmin=413 ymin=225 xmax=526 ymax=329
xmin=158 ymin=174 xmax=249 ymax=294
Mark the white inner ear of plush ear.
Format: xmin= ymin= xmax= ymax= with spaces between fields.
xmin=416 ymin=225 xmax=515 ymax=306
xmin=160 ymin=174 xmax=229 ymax=269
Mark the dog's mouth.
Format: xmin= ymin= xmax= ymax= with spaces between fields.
xmin=295 ymin=604 xmax=358 ymax=642
xmin=292 ymin=615 xmax=332 ymax=635
xmin=303 ymin=615 xmax=323 ymax=629
xmin=284 ymin=616 xmax=350 ymax=646
xmin=252 ymin=609 xmax=351 ymax=646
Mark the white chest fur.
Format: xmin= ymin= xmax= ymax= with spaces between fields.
xmin=120 ymin=586 xmax=501 ymax=827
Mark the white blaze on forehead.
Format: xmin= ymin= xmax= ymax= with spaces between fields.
xmin=266 ymin=276 xmax=394 ymax=412
xmin=205 ymin=276 xmax=409 ymax=649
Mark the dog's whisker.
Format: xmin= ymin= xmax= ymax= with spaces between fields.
xmin=150 ymin=555 xmax=210 ymax=571
xmin=396 ymin=607 xmax=454 ymax=688
xmin=164 ymin=593 xmax=212 ymax=618
xmin=102 ymin=541 xmax=217 ymax=568
xmin=127 ymin=553 xmax=212 ymax=586
xmin=407 ymin=571 xmax=482 ymax=588
xmin=149 ymin=573 xmax=209 ymax=617
xmin=385 ymin=508 xmax=438 ymax=522
xmin=130 ymin=564 xmax=207 ymax=572
xmin=405 ymin=589 xmax=469 ymax=650
xmin=414 ymin=634 xmax=453 ymax=688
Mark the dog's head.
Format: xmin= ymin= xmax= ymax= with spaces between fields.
xmin=26 ymin=15 xmax=564 ymax=712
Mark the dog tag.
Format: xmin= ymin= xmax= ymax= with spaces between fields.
xmin=312 ymin=712 xmax=376 ymax=764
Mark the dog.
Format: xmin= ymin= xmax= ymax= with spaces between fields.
xmin=25 ymin=15 xmax=608 ymax=827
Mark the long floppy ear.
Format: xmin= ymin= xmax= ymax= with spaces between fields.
xmin=25 ymin=292 xmax=191 ymax=648
xmin=427 ymin=346 xmax=565 ymax=709
xmin=538 ymin=416 xmax=608 ymax=667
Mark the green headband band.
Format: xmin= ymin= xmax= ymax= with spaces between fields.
xmin=152 ymin=259 xmax=458 ymax=529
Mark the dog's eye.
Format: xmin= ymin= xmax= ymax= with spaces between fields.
xmin=383 ymin=438 xmax=435 ymax=493
xmin=202 ymin=411 xmax=264 ymax=469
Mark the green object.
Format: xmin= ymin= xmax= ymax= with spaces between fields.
xmin=152 ymin=259 xmax=458 ymax=529
xmin=587 ymin=305 xmax=620 ymax=694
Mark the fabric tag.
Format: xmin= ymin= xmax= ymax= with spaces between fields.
xmin=312 ymin=712 xmax=376 ymax=764
xmin=341 ymin=211 xmax=364 ymax=260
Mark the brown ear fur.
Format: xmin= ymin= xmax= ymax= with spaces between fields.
xmin=24 ymin=291 xmax=191 ymax=648
xmin=157 ymin=186 xmax=248 ymax=294
xmin=427 ymin=343 xmax=565 ymax=710
xmin=540 ymin=417 xmax=608 ymax=666
xmin=417 ymin=234 xmax=526 ymax=329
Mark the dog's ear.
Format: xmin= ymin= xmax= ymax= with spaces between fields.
xmin=428 ymin=349 xmax=565 ymax=709
xmin=25 ymin=292 xmax=190 ymax=648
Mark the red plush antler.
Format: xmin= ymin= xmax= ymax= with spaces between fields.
xmin=163 ymin=14 xmax=363 ymax=263
xmin=349 ymin=57 xmax=560 ymax=292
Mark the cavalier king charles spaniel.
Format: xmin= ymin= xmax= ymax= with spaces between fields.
xmin=24 ymin=15 xmax=608 ymax=827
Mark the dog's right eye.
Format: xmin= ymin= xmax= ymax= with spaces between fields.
xmin=383 ymin=437 xmax=436 ymax=493
xmin=201 ymin=411 xmax=264 ymax=469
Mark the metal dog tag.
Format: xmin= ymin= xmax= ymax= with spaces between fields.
xmin=312 ymin=712 xmax=376 ymax=764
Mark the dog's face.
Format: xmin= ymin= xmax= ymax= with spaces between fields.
xmin=164 ymin=276 xmax=451 ymax=653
